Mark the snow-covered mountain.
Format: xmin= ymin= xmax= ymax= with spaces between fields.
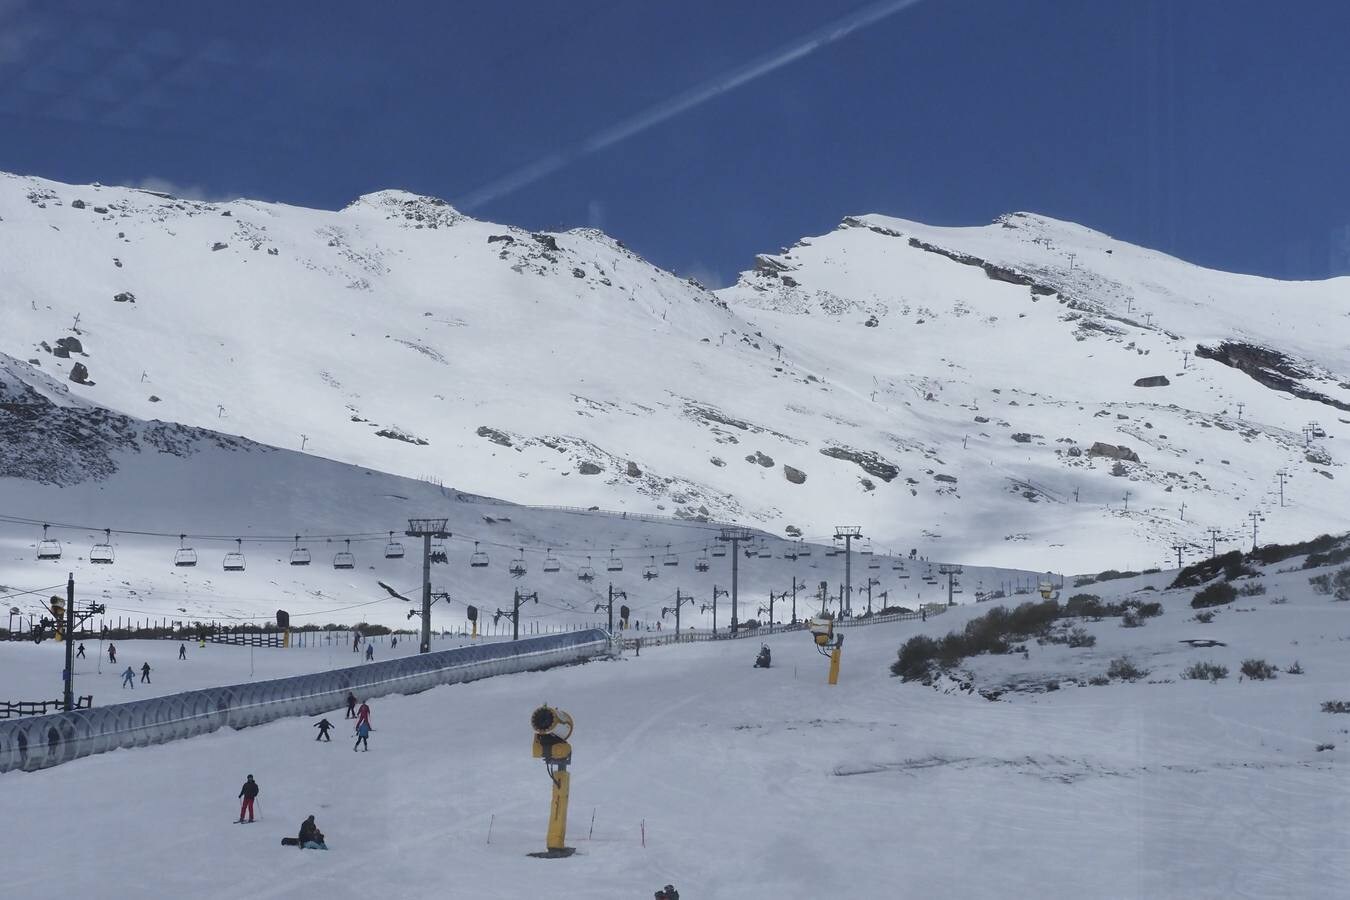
xmin=1 ymin=172 xmax=1345 ymax=578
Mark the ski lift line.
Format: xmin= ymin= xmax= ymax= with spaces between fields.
xmin=0 ymin=583 xmax=69 ymax=603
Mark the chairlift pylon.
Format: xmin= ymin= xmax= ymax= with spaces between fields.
xmin=90 ymin=528 xmax=114 ymax=565
xmin=289 ymin=535 xmax=311 ymax=567
xmin=662 ymin=544 xmax=678 ymax=567
xmin=223 ymin=538 xmax=246 ymax=572
xmin=606 ymin=549 xmax=623 ymax=572
xmin=333 ymin=538 xmax=356 ymax=570
xmin=509 ymin=548 xmax=527 ymax=578
xmin=543 ymin=549 xmax=561 ymax=573
xmin=36 ymin=524 xmax=62 ymax=561
xmin=470 ymin=541 xmax=489 ymax=568
xmin=384 ymin=531 xmax=405 ymax=560
xmin=173 ymin=534 xmax=198 ymax=568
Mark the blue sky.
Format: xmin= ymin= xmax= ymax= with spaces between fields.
xmin=2 ymin=0 xmax=1348 ymax=286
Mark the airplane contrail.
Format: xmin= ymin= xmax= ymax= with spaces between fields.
xmin=456 ymin=0 xmax=926 ymax=211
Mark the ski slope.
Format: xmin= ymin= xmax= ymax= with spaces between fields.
xmin=3 ymin=552 xmax=1348 ymax=898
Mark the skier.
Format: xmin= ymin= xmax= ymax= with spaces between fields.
xmin=353 ymin=719 xmax=372 ymax=752
xmin=345 ymin=692 xmax=358 ymax=719
xmin=178 ymin=643 xmax=187 ymax=660
xmin=355 ymin=701 xmax=371 ymax=728
xmin=237 ymin=774 xmax=259 ymax=823
xmin=76 ymin=643 xmax=86 ymax=659
xmin=121 ymin=665 xmax=135 ymax=689
xmin=655 ymin=886 xmax=680 ymax=900
xmin=390 ymin=636 xmax=397 ymax=649
xmin=140 ymin=661 xmax=151 ymax=683
xmin=352 ymin=633 xmax=360 ymax=653
xmin=754 ymin=645 xmax=771 ymax=668
xmin=108 ymin=643 xmax=117 ymax=664
xmin=314 ymin=718 xmax=334 ymax=742
xmin=365 ymin=643 xmax=374 ymax=661
xmin=298 ymin=814 xmax=327 ymax=849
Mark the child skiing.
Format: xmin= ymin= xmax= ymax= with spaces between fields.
xmin=108 ymin=643 xmax=117 ymax=664
xmin=314 ymin=718 xmax=334 ymax=742
xmin=76 ymin=643 xmax=86 ymax=659
xmin=140 ymin=661 xmax=151 ymax=683
xmin=365 ymin=643 xmax=374 ymax=661
xmin=345 ymin=692 xmax=358 ymax=718
xmin=237 ymin=774 xmax=259 ymax=823
xmin=353 ymin=720 xmax=372 ymax=752
xmin=121 ymin=665 xmax=135 ymax=688
xmin=178 ymin=643 xmax=187 ymax=660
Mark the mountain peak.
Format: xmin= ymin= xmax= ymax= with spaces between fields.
xmin=344 ymin=189 xmax=466 ymax=227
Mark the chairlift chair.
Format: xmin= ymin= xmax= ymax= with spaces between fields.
xmin=470 ymin=542 xmax=490 ymax=568
xmin=509 ymin=548 xmax=527 ymax=578
xmin=860 ymin=541 xmax=874 ymax=557
xmin=36 ymin=525 xmax=62 ymax=561
xmin=606 ymin=549 xmax=623 ymax=572
xmin=173 ymin=534 xmax=198 ymax=568
xmin=430 ymin=541 xmax=449 ymax=564
xmin=757 ymin=544 xmax=771 ymax=559
xmin=333 ymin=538 xmax=356 ymax=570
xmin=797 ymin=541 xmax=811 ymax=558
xmin=289 ymin=536 xmax=311 ymax=566
xmin=663 ymin=544 xmax=678 ymax=567
xmin=643 ymin=556 xmax=659 ymax=580
xmin=695 ymin=546 xmax=710 ymax=572
xmin=90 ymin=528 xmax=114 ymax=565
xmin=867 ymin=555 xmax=881 ymax=570
xmin=710 ymin=543 xmax=727 ymax=558
xmin=384 ymin=531 xmax=405 ymax=559
xmin=577 ymin=556 xmax=596 ymax=582
xmin=543 ymin=549 xmax=561 ymax=574
xmin=223 ymin=539 xmax=246 ymax=572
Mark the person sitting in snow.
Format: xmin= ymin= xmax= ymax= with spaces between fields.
xmin=298 ymin=814 xmax=327 ymax=849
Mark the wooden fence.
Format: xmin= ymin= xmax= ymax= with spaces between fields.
xmin=1 ymin=695 xmax=93 ymax=719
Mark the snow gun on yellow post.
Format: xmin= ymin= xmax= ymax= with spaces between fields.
xmin=809 ymin=616 xmax=844 ymax=685
xmin=529 ymin=704 xmax=576 ymax=858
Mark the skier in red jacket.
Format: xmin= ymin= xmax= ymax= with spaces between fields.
xmin=237 ymin=774 xmax=259 ymax=823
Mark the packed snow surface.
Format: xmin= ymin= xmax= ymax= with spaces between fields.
xmin=3 ymin=556 xmax=1349 ymax=898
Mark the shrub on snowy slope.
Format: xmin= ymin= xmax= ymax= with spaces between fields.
xmin=1191 ymin=582 xmax=1238 ymax=609
xmin=892 ymin=599 xmax=1060 ymax=680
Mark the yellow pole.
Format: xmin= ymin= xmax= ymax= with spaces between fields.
xmin=547 ymin=769 xmax=570 ymax=851
xmin=472 ymin=619 xmax=479 ymax=639
xmin=828 ymin=644 xmax=842 ymax=685
xmin=283 ymin=628 xmax=291 ymax=649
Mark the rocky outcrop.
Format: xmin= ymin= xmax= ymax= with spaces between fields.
xmin=578 ymin=461 xmax=603 ymax=475
xmin=69 ymin=362 xmax=93 ymax=385
xmin=820 ymin=446 xmax=899 ymax=482
xmin=375 ymin=426 xmax=428 ymax=445
xmin=1195 ymin=341 xmax=1350 ymax=412
xmin=783 ymin=464 xmax=807 ymax=484
xmin=746 ymin=451 xmax=774 ymax=467
xmin=1133 ymin=375 xmax=1170 ymax=388
xmin=475 ymin=426 xmax=513 ymax=447
xmin=1088 ymin=442 xmax=1140 ymax=463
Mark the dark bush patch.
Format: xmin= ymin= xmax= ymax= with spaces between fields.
xmin=1286 ymin=660 xmax=1304 ymax=675
xmin=1192 ymin=582 xmax=1237 ymax=609
xmin=1322 ymin=700 xmax=1350 ymax=714
xmin=1240 ymin=659 xmax=1277 ymax=680
xmin=1235 ymin=580 xmax=1267 ymax=596
xmin=1088 ymin=675 xmax=1111 ymax=686
xmin=1193 ymin=611 xmax=1215 ymax=624
xmin=1182 ymin=661 xmax=1228 ymax=682
xmin=1107 ymin=657 xmax=1148 ymax=681
xmin=1170 ymin=550 xmax=1256 ymax=589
